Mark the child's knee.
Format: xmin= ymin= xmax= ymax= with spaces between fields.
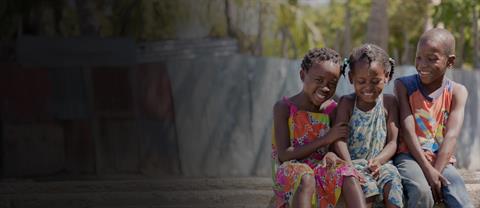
xmin=383 ymin=182 xmax=392 ymax=191
xmin=366 ymin=196 xmax=376 ymax=204
xmin=342 ymin=176 xmax=358 ymax=185
xmin=299 ymin=174 xmax=315 ymax=192
xmin=410 ymin=183 xmax=433 ymax=199
xmin=442 ymin=166 xmax=464 ymax=184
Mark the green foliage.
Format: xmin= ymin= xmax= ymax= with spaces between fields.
xmin=59 ymin=6 xmax=80 ymax=36
xmin=388 ymin=0 xmax=429 ymax=64
xmin=280 ymin=0 xmax=371 ymax=58
xmin=0 ymin=0 xmax=64 ymax=41
xmin=141 ymin=0 xmax=183 ymax=40
xmin=0 ymin=0 xmax=21 ymax=40
xmin=433 ymin=0 xmax=479 ymax=68
xmin=1 ymin=0 xmax=479 ymax=68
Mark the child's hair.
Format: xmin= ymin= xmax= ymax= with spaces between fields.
xmin=419 ymin=28 xmax=455 ymax=56
xmin=343 ymin=44 xmax=395 ymax=81
xmin=301 ymin=48 xmax=344 ymax=75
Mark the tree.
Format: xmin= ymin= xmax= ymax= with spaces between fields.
xmin=433 ymin=0 xmax=477 ymax=69
xmin=389 ymin=0 xmax=429 ymax=65
xmin=473 ymin=3 xmax=479 ymax=69
xmin=366 ymin=0 xmax=388 ymax=50
xmin=75 ymin=0 xmax=99 ymax=35
xmin=343 ymin=0 xmax=352 ymax=56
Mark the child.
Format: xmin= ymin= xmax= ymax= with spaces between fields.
xmin=333 ymin=44 xmax=403 ymax=208
xmin=272 ymin=48 xmax=366 ymax=208
xmin=393 ymin=28 xmax=473 ymax=208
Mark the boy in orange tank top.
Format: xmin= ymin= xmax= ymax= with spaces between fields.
xmin=394 ymin=28 xmax=473 ymax=208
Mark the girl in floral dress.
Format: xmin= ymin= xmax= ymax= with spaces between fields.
xmin=333 ymin=44 xmax=403 ymax=208
xmin=272 ymin=48 xmax=366 ymax=208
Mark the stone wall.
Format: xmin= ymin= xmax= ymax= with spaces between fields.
xmin=1 ymin=37 xmax=238 ymax=178
xmin=451 ymin=70 xmax=480 ymax=170
xmin=167 ymin=55 xmax=301 ymax=176
xmin=3 ymin=39 xmax=479 ymax=178
xmin=166 ymin=56 xmax=480 ymax=176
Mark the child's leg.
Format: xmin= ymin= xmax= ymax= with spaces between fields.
xmin=394 ymin=153 xmax=434 ymax=208
xmin=382 ymin=183 xmax=398 ymax=208
xmin=342 ymin=176 xmax=367 ymax=208
xmin=441 ymin=164 xmax=474 ymax=208
xmin=292 ymin=174 xmax=315 ymax=208
xmin=274 ymin=162 xmax=314 ymax=207
xmin=365 ymin=196 xmax=375 ymax=208
xmin=378 ymin=162 xmax=403 ymax=208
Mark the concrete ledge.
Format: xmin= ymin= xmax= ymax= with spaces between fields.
xmin=0 ymin=173 xmax=478 ymax=208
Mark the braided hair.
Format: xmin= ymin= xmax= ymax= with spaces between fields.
xmin=301 ymin=48 xmax=344 ymax=76
xmin=343 ymin=44 xmax=395 ymax=81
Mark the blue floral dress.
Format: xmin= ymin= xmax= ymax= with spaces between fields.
xmin=348 ymin=96 xmax=403 ymax=207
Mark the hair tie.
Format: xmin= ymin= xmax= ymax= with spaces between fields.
xmin=341 ymin=58 xmax=350 ymax=76
xmin=388 ymin=57 xmax=395 ymax=81
xmin=388 ymin=57 xmax=395 ymax=64
xmin=343 ymin=58 xmax=350 ymax=68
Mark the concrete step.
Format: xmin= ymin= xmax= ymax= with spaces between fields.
xmin=465 ymin=184 xmax=480 ymax=207
xmin=0 ymin=190 xmax=272 ymax=208
xmin=0 ymin=177 xmax=273 ymax=208
xmin=0 ymin=177 xmax=272 ymax=194
xmin=0 ymin=172 xmax=478 ymax=208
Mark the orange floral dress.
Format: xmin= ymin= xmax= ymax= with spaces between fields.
xmin=272 ymin=97 xmax=361 ymax=208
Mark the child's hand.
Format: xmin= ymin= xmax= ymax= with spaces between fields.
xmin=425 ymin=165 xmax=450 ymax=204
xmin=322 ymin=152 xmax=345 ymax=169
xmin=367 ymin=159 xmax=381 ymax=179
xmin=325 ymin=122 xmax=349 ymax=143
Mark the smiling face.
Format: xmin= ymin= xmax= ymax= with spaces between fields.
xmin=349 ymin=61 xmax=388 ymax=105
xmin=301 ymin=61 xmax=341 ymax=107
xmin=415 ymin=39 xmax=455 ymax=87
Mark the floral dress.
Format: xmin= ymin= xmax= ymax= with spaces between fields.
xmin=272 ymin=97 xmax=361 ymax=208
xmin=348 ymin=96 xmax=403 ymax=207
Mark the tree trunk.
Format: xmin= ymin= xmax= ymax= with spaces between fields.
xmin=225 ymin=0 xmax=235 ymax=37
xmin=334 ymin=29 xmax=341 ymax=55
xmin=366 ymin=0 xmax=388 ymax=50
xmin=401 ymin=27 xmax=412 ymax=65
xmin=281 ymin=27 xmax=288 ymax=58
xmin=280 ymin=27 xmax=297 ymax=58
xmin=456 ymin=22 xmax=465 ymax=69
xmin=75 ymin=0 xmax=99 ymax=35
xmin=119 ymin=0 xmax=141 ymax=35
xmin=254 ymin=1 xmax=264 ymax=56
xmin=286 ymin=28 xmax=298 ymax=58
xmin=53 ymin=3 xmax=64 ymax=35
xmin=343 ymin=0 xmax=352 ymax=57
xmin=473 ymin=5 xmax=479 ymax=69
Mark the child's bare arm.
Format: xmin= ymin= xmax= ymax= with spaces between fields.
xmin=394 ymin=80 xmax=432 ymax=169
xmin=332 ymin=95 xmax=353 ymax=162
xmin=434 ymin=84 xmax=468 ymax=172
xmin=395 ymin=80 xmax=448 ymax=201
xmin=372 ymin=95 xmax=399 ymax=165
xmin=273 ymin=100 xmax=302 ymax=163
xmin=273 ymin=100 xmax=346 ymax=162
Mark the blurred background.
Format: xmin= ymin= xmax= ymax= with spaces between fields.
xmin=0 ymin=0 xmax=480 ymax=207
xmin=3 ymin=0 xmax=480 ymax=68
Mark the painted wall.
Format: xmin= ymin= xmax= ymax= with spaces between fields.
xmin=166 ymin=56 xmax=480 ymax=176
xmin=2 ymin=42 xmax=478 ymax=178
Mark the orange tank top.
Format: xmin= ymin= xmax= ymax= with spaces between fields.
xmin=397 ymin=74 xmax=455 ymax=163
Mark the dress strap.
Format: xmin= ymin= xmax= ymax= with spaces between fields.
xmin=353 ymin=94 xmax=384 ymax=113
xmin=445 ymin=79 xmax=454 ymax=93
xmin=282 ymin=96 xmax=298 ymax=116
xmin=321 ymin=100 xmax=337 ymax=115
